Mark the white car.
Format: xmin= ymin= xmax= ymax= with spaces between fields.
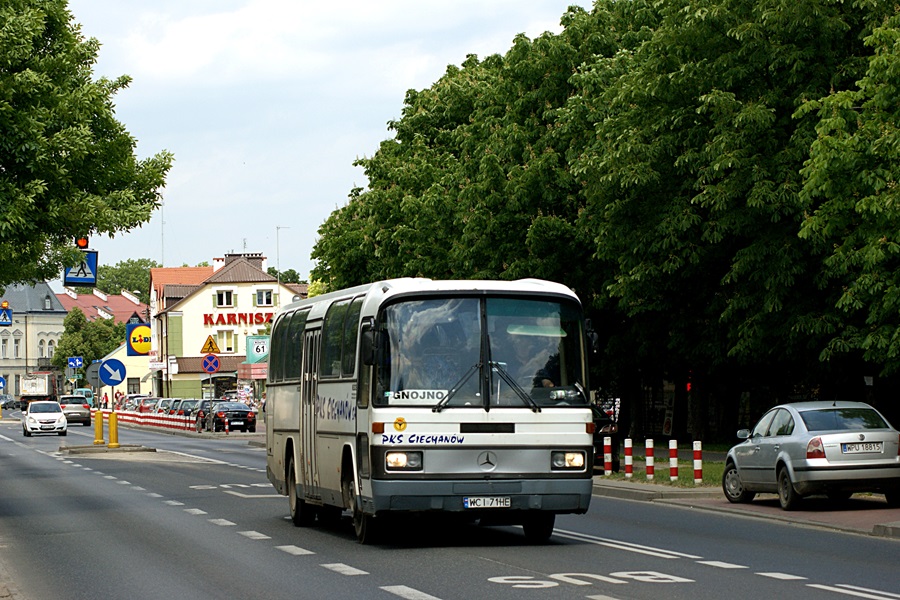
xmin=22 ymin=401 xmax=67 ymax=437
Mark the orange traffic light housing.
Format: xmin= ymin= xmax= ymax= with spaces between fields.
xmin=75 ymin=237 xmax=89 ymax=249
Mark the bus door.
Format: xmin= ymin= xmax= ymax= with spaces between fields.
xmin=300 ymin=328 xmax=321 ymax=500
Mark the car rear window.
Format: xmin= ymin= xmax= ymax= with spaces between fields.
xmin=800 ymin=408 xmax=889 ymax=432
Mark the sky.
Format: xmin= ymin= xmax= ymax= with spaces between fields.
xmin=62 ymin=0 xmax=592 ymax=283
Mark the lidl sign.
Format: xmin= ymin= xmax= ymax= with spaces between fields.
xmin=126 ymin=323 xmax=151 ymax=356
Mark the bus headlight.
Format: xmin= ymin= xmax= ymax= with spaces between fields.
xmin=385 ymin=451 xmax=423 ymax=471
xmin=551 ymin=451 xmax=585 ymax=470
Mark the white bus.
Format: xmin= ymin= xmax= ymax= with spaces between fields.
xmin=265 ymin=278 xmax=595 ymax=543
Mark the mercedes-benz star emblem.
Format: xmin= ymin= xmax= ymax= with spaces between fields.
xmin=478 ymin=451 xmax=498 ymax=472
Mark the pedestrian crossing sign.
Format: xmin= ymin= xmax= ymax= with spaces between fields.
xmin=201 ymin=335 xmax=221 ymax=354
xmin=0 ymin=307 xmax=11 ymax=326
xmin=63 ymin=250 xmax=98 ymax=286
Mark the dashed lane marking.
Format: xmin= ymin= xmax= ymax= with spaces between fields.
xmin=321 ymin=563 xmax=368 ymax=576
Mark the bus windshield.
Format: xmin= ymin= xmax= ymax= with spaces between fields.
xmin=374 ymin=296 xmax=588 ymax=408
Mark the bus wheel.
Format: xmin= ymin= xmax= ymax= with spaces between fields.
xmin=522 ymin=512 xmax=555 ymax=544
xmin=347 ymin=477 xmax=378 ymax=544
xmin=287 ymin=460 xmax=315 ymax=527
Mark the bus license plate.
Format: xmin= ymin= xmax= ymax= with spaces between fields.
xmin=842 ymin=442 xmax=882 ymax=454
xmin=464 ymin=497 xmax=510 ymax=509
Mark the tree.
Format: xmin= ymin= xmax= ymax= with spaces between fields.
xmin=266 ymin=267 xmax=304 ymax=284
xmin=51 ymin=307 xmax=127 ymax=373
xmin=0 ymin=0 xmax=173 ymax=290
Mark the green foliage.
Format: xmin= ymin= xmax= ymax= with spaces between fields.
xmin=0 ymin=0 xmax=172 ymax=289
xmin=312 ymin=0 xmax=900 ymax=392
xmin=51 ymin=306 xmax=127 ymax=371
xmin=266 ymin=266 xmax=303 ymax=284
xmin=86 ymin=258 xmax=158 ymax=304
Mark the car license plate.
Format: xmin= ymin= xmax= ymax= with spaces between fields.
xmin=841 ymin=442 xmax=883 ymax=454
xmin=230 ymin=420 xmax=243 ymax=426
xmin=464 ymin=497 xmax=511 ymax=509
xmin=40 ymin=425 xmax=54 ymax=430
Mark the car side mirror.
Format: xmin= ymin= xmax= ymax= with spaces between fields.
xmin=360 ymin=319 xmax=375 ymax=366
xmin=736 ymin=429 xmax=750 ymax=440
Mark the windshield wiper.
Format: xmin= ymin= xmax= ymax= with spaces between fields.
xmin=490 ymin=361 xmax=541 ymax=413
xmin=432 ymin=362 xmax=480 ymax=413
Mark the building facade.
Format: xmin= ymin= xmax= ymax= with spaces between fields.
xmin=149 ymin=253 xmax=305 ymax=400
xmin=0 ymin=283 xmax=67 ymax=399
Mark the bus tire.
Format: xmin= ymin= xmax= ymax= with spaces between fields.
xmin=346 ymin=477 xmax=378 ymax=544
xmin=522 ymin=512 xmax=555 ymax=544
xmin=287 ymin=459 xmax=315 ymax=527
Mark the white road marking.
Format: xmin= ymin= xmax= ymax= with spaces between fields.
xmin=208 ymin=519 xmax=236 ymax=526
xmin=223 ymin=490 xmax=282 ymax=499
xmin=238 ymin=530 xmax=271 ymax=540
xmin=163 ymin=500 xmax=184 ymax=506
xmin=757 ymin=572 xmax=807 ymax=580
xmin=321 ymin=563 xmax=368 ymax=576
xmin=381 ymin=585 xmax=443 ymax=600
xmin=697 ymin=561 xmax=747 ymax=569
xmin=554 ymin=529 xmax=702 ymax=559
xmin=184 ymin=508 xmax=208 ymax=515
xmin=807 ymin=584 xmax=900 ymax=599
xmin=276 ymin=545 xmax=315 ymax=556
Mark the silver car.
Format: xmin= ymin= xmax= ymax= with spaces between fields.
xmin=723 ymin=401 xmax=900 ymax=509
xmin=58 ymin=395 xmax=92 ymax=426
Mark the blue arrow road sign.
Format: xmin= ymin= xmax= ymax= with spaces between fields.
xmin=202 ymin=354 xmax=220 ymax=374
xmin=0 ymin=376 xmax=6 ymax=390
xmin=99 ymin=358 xmax=126 ymax=386
xmin=67 ymin=356 xmax=84 ymax=369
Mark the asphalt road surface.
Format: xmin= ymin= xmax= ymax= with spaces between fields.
xmin=0 ymin=421 xmax=897 ymax=600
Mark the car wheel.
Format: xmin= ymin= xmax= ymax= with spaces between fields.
xmin=248 ymin=426 xmax=256 ymax=433
xmin=522 ymin=512 xmax=556 ymax=544
xmin=287 ymin=458 xmax=316 ymax=527
xmin=23 ymin=428 xmax=30 ymax=437
xmin=885 ymin=491 xmax=900 ymax=508
xmin=777 ymin=467 xmax=801 ymax=510
xmin=59 ymin=430 xmax=67 ymax=436
xmin=722 ymin=462 xmax=755 ymax=503
xmin=84 ymin=420 xmax=91 ymax=427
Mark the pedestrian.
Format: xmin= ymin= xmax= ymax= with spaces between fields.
xmin=102 ymin=392 xmax=109 ymax=409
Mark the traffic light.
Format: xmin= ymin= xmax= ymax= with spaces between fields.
xmin=75 ymin=236 xmax=89 ymax=249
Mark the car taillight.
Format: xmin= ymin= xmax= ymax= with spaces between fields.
xmin=216 ymin=411 xmax=225 ymax=418
xmin=82 ymin=404 xmax=90 ymax=410
xmin=807 ymin=437 xmax=825 ymax=459
xmin=248 ymin=412 xmax=255 ymax=419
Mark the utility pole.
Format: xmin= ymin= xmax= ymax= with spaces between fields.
xmin=276 ymin=226 xmax=290 ymax=287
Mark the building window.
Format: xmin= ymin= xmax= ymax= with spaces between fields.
xmin=217 ymin=330 xmax=235 ymax=353
xmin=44 ymin=295 xmax=52 ymax=310
xmin=127 ymin=377 xmax=140 ymax=394
xmin=256 ymin=289 xmax=273 ymax=306
xmin=216 ymin=290 xmax=234 ymax=308
xmin=38 ymin=339 xmax=45 ymax=358
xmin=0 ymin=339 xmax=6 ymax=359
xmin=13 ymin=338 xmax=20 ymax=359
xmin=47 ymin=339 xmax=55 ymax=358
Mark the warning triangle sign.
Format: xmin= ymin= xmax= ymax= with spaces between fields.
xmin=201 ymin=335 xmax=221 ymax=354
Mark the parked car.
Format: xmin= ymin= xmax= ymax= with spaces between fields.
xmin=722 ymin=401 xmax=900 ymax=510
xmin=591 ymin=404 xmax=620 ymax=472
xmin=22 ymin=401 xmax=67 ymax=436
xmin=172 ymin=398 xmax=199 ymax=416
xmin=137 ymin=397 xmax=160 ymax=413
xmin=154 ymin=398 xmax=175 ymax=414
xmin=58 ymin=394 xmax=92 ymax=426
xmin=191 ymin=400 xmax=213 ymax=432
xmin=73 ymin=388 xmax=95 ymax=407
xmin=0 ymin=393 xmax=12 ymax=409
xmin=122 ymin=393 xmax=149 ymax=411
xmin=203 ymin=401 xmax=256 ymax=433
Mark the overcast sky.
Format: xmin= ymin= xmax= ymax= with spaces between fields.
xmin=64 ymin=0 xmax=591 ymax=282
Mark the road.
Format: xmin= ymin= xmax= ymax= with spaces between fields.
xmin=0 ymin=420 xmax=897 ymax=600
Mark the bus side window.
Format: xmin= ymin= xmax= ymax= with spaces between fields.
xmin=321 ymin=300 xmax=349 ymax=377
xmin=341 ymin=297 xmax=364 ymax=377
xmin=285 ymin=310 xmax=308 ymax=381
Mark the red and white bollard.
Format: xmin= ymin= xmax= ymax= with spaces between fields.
xmin=645 ymin=439 xmax=654 ymax=480
xmin=669 ymin=439 xmax=678 ymax=482
xmin=624 ymin=438 xmax=633 ymax=478
xmin=225 ymin=417 xmax=229 ymax=435
xmin=603 ymin=436 xmax=612 ymax=476
xmin=693 ymin=441 xmax=703 ymax=484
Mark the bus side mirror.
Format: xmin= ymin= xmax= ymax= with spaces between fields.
xmin=360 ymin=326 xmax=376 ymax=366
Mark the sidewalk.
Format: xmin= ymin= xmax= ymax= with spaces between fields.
xmin=592 ymin=475 xmax=900 ymax=540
